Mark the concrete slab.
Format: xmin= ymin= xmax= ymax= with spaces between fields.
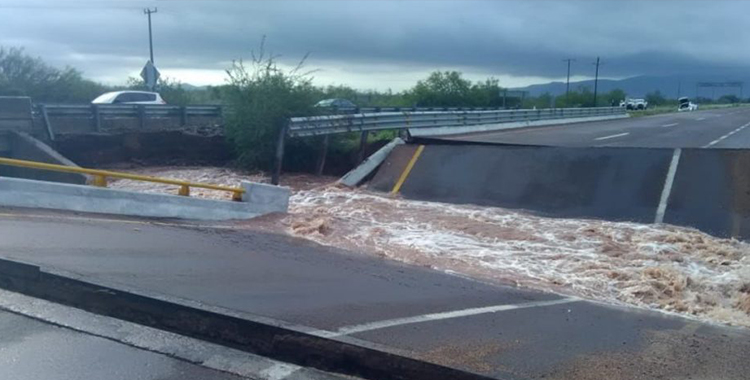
xmin=665 ymin=148 xmax=750 ymax=238
xmin=242 ymin=180 xmax=291 ymax=212
xmin=374 ymin=144 xmax=672 ymax=223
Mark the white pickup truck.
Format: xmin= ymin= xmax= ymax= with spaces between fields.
xmin=678 ymin=97 xmax=698 ymax=112
xmin=620 ymin=98 xmax=648 ymax=110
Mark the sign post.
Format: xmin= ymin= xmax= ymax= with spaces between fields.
xmin=140 ymin=61 xmax=161 ymax=91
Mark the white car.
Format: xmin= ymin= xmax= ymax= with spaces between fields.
xmin=92 ymin=91 xmax=166 ymax=105
xmin=677 ymin=97 xmax=698 ymax=112
xmin=623 ymin=98 xmax=648 ymax=110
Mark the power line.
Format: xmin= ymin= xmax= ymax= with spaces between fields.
xmin=562 ymin=58 xmax=575 ymax=99
xmin=143 ymin=7 xmax=157 ymax=64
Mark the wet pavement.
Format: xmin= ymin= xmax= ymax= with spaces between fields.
xmin=0 ymin=308 xmax=247 ymax=380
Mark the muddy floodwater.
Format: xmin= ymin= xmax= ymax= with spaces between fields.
xmin=108 ymin=166 xmax=750 ymax=328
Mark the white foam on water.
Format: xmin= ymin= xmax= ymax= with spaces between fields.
xmin=288 ymin=186 xmax=750 ymax=328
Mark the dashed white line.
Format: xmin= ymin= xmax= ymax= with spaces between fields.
xmin=259 ymin=364 xmax=301 ymax=380
xmin=655 ymin=148 xmax=682 ymax=224
xmin=661 ymin=123 xmax=679 ymax=128
xmin=594 ymin=132 xmax=630 ymax=141
xmin=702 ymin=122 xmax=750 ymax=148
xmin=319 ymin=298 xmax=579 ymax=337
xmin=696 ymin=117 xmax=706 ymax=121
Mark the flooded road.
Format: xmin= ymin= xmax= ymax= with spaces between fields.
xmin=108 ymin=166 xmax=750 ymax=327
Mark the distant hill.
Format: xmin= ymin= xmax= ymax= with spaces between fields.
xmin=180 ymin=83 xmax=208 ymax=91
xmin=515 ymin=75 xmax=749 ymax=99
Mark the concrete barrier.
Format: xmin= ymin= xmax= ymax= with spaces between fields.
xmin=241 ymin=181 xmax=291 ymax=212
xmin=0 ymin=177 xmax=288 ymax=220
xmin=340 ymin=138 xmax=405 ymax=187
xmin=408 ymin=114 xmax=629 ymax=137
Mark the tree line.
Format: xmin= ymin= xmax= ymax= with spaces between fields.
xmin=2 ymin=45 xmax=748 ymax=174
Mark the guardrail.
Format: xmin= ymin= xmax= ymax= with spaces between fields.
xmin=35 ymin=104 xmax=223 ymax=137
xmin=321 ymin=106 xmax=515 ymax=114
xmin=38 ymin=104 xmax=222 ymax=118
xmin=269 ymin=106 xmax=627 ymax=184
xmin=287 ymin=107 xmax=625 ymax=137
xmin=0 ymin=157 xmax=244 ymax=201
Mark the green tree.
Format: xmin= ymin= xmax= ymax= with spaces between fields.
xmin=645 ymin=90 xmax=667 ymax=106
xmin=0 ymin=46 xmax=107 ymax=102
xmin=406 ymin=71 xmax=473 ymax=107
xmin=223 ymin=42 xmax=319 ymax=170
xmin=604 ymin=89 xmax=626 ymax=106
xmin=555 ymin=86 xmax=594 ymax=108
xmin=469 ymin=78 xmax=504 ymax=107
xmin=718 ymin=94 xmax=740 ymax=104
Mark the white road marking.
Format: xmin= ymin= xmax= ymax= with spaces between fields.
xmin=696 ymin=117 xmax=706 ymax=121
xmin=702 ymin=121 xmax=750 ymax=148
xmin=319 ymin=298 xmax=579 ymax=337
xmin=654 ymin=148 xmax=682 ymax=224
xmin=661 ymin=123 xmax=679 ymax=128
xmin=259 ymin=364 xmax=301 ymax=380
xmin=594 ymin=132 xmax=629 ymax=141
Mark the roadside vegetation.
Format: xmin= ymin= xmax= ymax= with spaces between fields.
xmin=2 ymin=44 xmax=749 ymax=174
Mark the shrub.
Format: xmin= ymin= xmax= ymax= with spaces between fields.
xmin=223 ymin=40 xmax=319 ymax=170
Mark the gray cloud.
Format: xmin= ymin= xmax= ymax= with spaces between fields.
xmin=1 ymin=0 xmax=749 ymax=89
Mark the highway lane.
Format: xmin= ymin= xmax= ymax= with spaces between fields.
xmin=1 ymin=207 xmax=749 ymax=380
xmin=444 ymin=106 xmax=750 ymax=148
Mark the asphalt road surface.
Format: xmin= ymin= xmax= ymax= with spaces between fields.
xmin=446 ymin=107 xmax=750 ymax=148
xmin=0 ymin=308 xmax=248 ymax=380
xmin=1 ymin=207 xmax=749 ymax=380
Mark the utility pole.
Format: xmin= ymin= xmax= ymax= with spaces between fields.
xmin=562 ymin=58 xmax=575 ymax=99
xmin=144 ymin=8 xmax=157 ymax=64
xmin=592 ymin=56 xmax=601 ymax=107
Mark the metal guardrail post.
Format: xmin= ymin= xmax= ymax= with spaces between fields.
xmin=315 ymin=135 xmax=329 ymax=176
xmin=138 ymin=105 xmax=146 ymax=129
xmin=40 ymin=104 xmax=55 ymax=141
xmin=180 ymin=106 xmax=188 ymax=127
xmin=178 ymin=185 xmax=190 ymax=196
xmin=357 ymin=131 xmax=368 ymax=164
xmin=92 ymin=175 xmax=107 ymax=187
xmin=92 ymin=104 xmax=102 ymax=132
xmin=271 ymin=121 xmax=289 ymax=186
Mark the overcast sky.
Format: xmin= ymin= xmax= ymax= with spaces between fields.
xmin=1 ymin=0 xmax=748 ymax=90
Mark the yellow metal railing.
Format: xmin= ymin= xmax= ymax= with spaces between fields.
xmin=0 ymin=157 xmax=245 ymax=201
